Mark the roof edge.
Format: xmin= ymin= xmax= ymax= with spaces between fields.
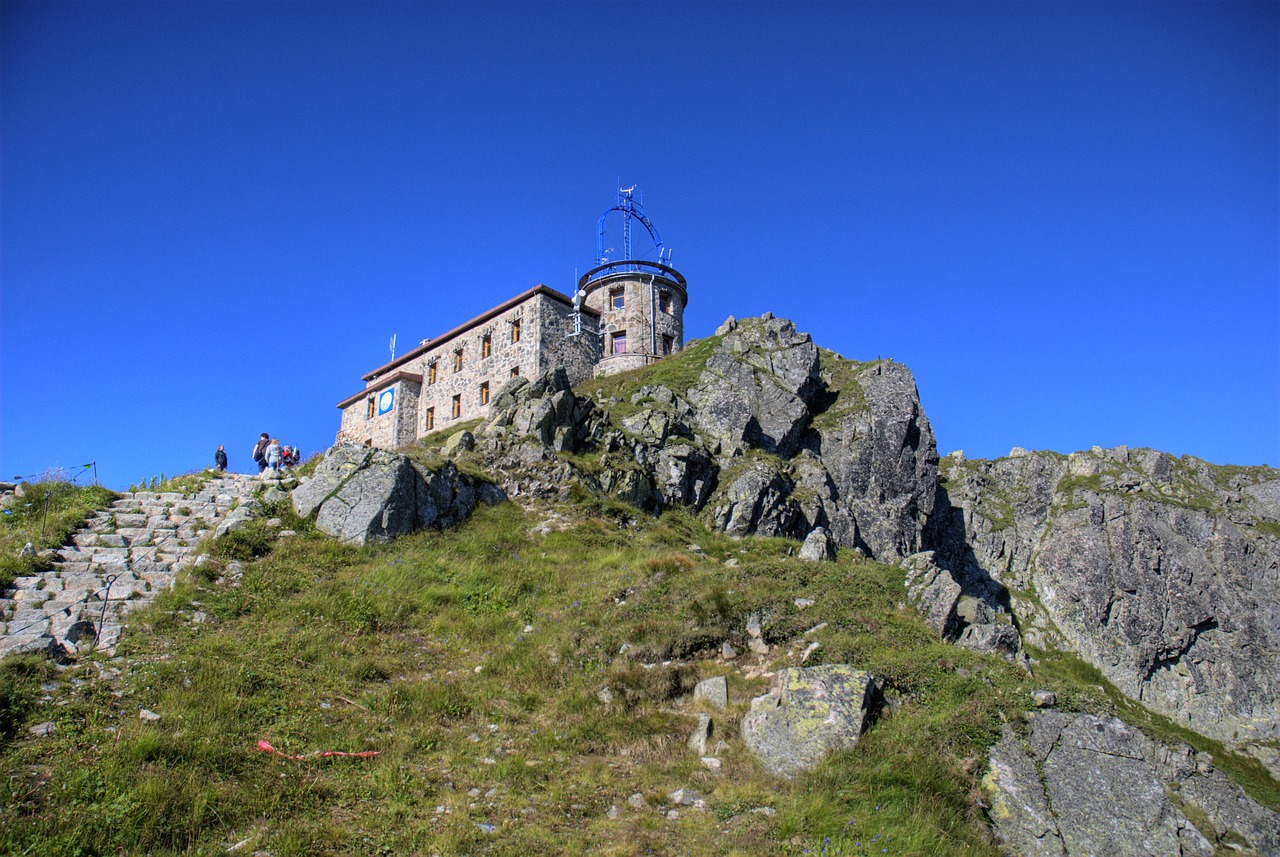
xmin=360 ymin=284 xmax=598 ymax=381
xmin=336 ymin=370 xmax=423 ymax=409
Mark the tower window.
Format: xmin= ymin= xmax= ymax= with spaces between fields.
xmin=366 ymin=397 xmax=375 ymax=419
xmin=610 ymin=288 xmax=625 ymax=310
xmin=511 ymin=318 xmax=522 ymax=343
xmin=454 ymin=349 xmax=463 ymax=372
xmin=428 ymin=362 xmax=438 ymax=385
xmin=482 ymin=334 xmax=492 ymax=358
xmin=510 ymin=366 xmax=519 ymax=378
xmin=662 ymin=335 xmax=674 ymax=355
xmin=658 ymin=291 xmax=672 ymax=314
xmin=479 ymin=381 xmax=490 ymax=405
xmin=611 ymin=331 xmax=627 ymax=355
xmin=425 ymin=407 xmax=435 ymax=430
xmin=451 ymin=395 xmax=461 ymax=419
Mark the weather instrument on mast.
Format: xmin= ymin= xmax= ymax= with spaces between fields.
xmin=596 ymin=185 xmax=674 ymax=268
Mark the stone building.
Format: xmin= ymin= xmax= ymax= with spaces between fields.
xmin=336 ymin=261 xmax=688 ymax=449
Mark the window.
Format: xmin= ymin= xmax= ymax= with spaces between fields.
xmin=451 ymin=395 xmax=461 ymax=419
xmin=479 ymin=381 xmax=490 ymax=405
xmin=510 ymin=366 xmax=519 ymax=378
xmin=425 ymin=407 xmax=435 ymax=430
xmin=366 ymin=397 xmax=375 ymax=419
xmin=611 ymin=331 xmax=627 ymax=355
xmin=511 ymin=318 xmax=522 ymax=343
xmin=658 ymin=291 xmax=672 ymax=314
xmin=428 ymin=362 xmax=437 ymax=385
xmin=610 ymin=287 xmax=625 ymax=310
xmin=662 ymin=335 xmax=674 ymax=355
xmin=482 ymin=334 xmax=492 ymax=358
xmin=453 ymin=349 xmax=463 ymax=372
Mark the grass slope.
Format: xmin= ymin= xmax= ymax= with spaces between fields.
xmin=0 ymin=495 xmax=1058 ymax=856
xmin=10 ymin=493 xmax=1269 ymax=855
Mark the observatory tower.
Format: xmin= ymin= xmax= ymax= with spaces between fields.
xmin=575 ymin=187 xmax=687 ymax=376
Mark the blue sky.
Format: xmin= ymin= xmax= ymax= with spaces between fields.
xmin=2 ymin=0 xmax=1276 ymax=490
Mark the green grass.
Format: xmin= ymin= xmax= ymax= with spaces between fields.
xmin=0 ymin=480 xmax=118 ymax=591
xmin=1 ymin=500 xmax=1273 ymax=855
xmin=128 ymin=470 xmax=216 ymax=494
xmin=418 ymin=418 xmax=485 ymax=449
xmin=574 ymin=334 xmax=723 ymax=425
xmin=1252 ymin=521 xmax=1280 ymax=539
xmin=809 ymin=349 xmax=872 ymax=431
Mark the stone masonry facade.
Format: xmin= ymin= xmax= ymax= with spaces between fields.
xmin=337 ymin=287 xmax=602 ymax=448
xmin=337 ymin=268 xmax=688 ymax=451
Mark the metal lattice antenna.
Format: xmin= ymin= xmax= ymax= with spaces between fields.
xmin=596 ymin=185 xmax=665 ymax=267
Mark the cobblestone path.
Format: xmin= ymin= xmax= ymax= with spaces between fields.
xmin=0 ymin=473 xmax=260 ymax=659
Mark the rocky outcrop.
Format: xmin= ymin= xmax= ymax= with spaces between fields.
xmin=689 ymin=314 xmax=821 ymax=458
xmin=469 ymin=315 xmax=941 ymax=564
xmin=935 ymin=446 xmax=1280 ymax=748
xmin=984 ymin=711 xmax=1280 ymax=856
xmin=453 ymin=317 xmax=1278 ymax=759
xmin=901 ymin=550 xmax=1023 ymax=660
xmin=739 ymin=665 xmax=880 ymax=777
xmin=803 ymin=358 xmax=939 ymax=560
xmin=292 ymin=444 xmax=506 ymax=546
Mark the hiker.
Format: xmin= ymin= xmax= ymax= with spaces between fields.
xmin=265 ymin=437 xmax=282 ymax=471
xmin=214 ymin=445 xmax=228 ymax=471
xmin=252 ymin=433 xmax=270 ymax=473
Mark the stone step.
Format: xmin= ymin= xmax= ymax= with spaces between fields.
xmin=12 ymin=590 xmax=53 ymax=607
xmin=0 ymin=634 xmax=56 ymax=659
xmin=51 ymin=561 xmax=93 ymax=577
xmin=129 ymin=546 xmax=159 ymax=562
xmin=2 ymin=472 xmax=262 ymax=657
xmin=7 ymin=607 xmax=53 ymax=628
xmin=57 ymin=570 xmax=112 ymax=585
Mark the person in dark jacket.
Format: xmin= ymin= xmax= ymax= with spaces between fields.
xmin=252 ymin=433 xmax=270 ymax=473
xmin=214 ymin=445 xmax=228 ymax=471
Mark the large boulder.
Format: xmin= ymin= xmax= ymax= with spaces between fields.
xmin=292 ymin=444 xmax=505 ymax=546
xmin=688 ymin=315 xmax=821 ymax=458
xmin=740 ymin=665 xmax=880 ymax=777
xmin=902 ymin=550 xmax=962 ymax=638
xmin=984 ymin=711 xmax=1280 ymax=857
xmin=707 ymin=459 xmax=805 ymax=538
xmin=805 ymin=359 xmax=939 ymax=559
xmin=901 ymin=550 xmax=1023 ymax=661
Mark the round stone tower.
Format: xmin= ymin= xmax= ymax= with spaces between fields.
xmin=578 ymin=188 xmax=687 ymax=376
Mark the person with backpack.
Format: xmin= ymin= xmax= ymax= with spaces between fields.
xmin=214 ymin=445 xmax=228 ymax=471
xmin=252 ymin=433 xmax=270 ymax=473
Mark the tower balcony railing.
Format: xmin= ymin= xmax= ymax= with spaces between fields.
xmin=579 ymin=259 xmax=687 ymax=294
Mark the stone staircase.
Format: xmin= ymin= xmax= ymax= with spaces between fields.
xmin=0 ymin=473 xmax=260 ymax=660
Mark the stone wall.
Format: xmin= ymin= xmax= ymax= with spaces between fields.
xmin=338 ymin=374 xmax=422 ymax=448
xmin=535 ymin=293 xmax=601 ymax=384
xmin=583 ymin=270 xmax=686 ymax=376
xmin=337 ymin=287 xmax=603 ymax=446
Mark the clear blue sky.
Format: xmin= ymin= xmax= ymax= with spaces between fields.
xmin=2 ymin=1 xmax=1277 ymax=490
